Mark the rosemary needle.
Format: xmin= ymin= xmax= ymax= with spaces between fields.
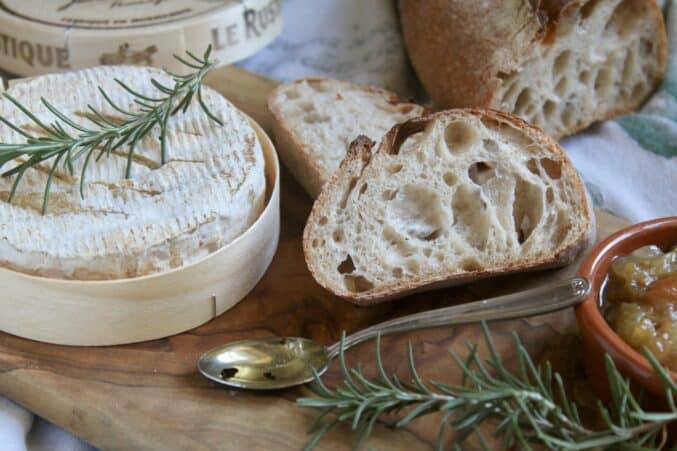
xmin=298 ymin=322 xmax=677 ymax=450
xmin=0 ymin=46 xmax=222 ymax=214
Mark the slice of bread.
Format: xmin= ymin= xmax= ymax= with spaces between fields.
xmin=268 ymin=78 xmax=426 ymax=198
xmin=303 ymin=110 xmax=595 ymax=305
xmin=399 ymin=0 xmax=667 ymax=139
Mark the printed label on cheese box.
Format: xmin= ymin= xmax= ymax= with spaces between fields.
xmin=0 ymin=0 xmax=282 ymax=76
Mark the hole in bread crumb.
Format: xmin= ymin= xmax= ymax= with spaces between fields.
xmin=580 ymin=0 xmax=603 ymax=19
xmin=382 ymin=189 xmax=397 ymax=201
xmin=540 ymin=158 xmax=562 ymax=179
xmin=512 ymin=178 xmax=542 ymax=245
xmin=606 ymin=0 xmax=640 ymax=39
xmin=445 ymin=121 xmax=479 ymax=153
xmin=468 ymin=162 xmax=496 ymax=185
xmin=579 ymin=70 xmax=591 ymax=85
xmin=543 ymin=100 xmax=557 ymax=118
xmin=310 ymin=82 xmax=328 ymax=92
xmin=527 ymin=158 xmax=539 ymax=175
xmin=359 ymin=183 xmax=368 ymax=196
xmin=443 ymin=172 xmax=457 ymax=187
xmin=319 ymin=216 xmax=328 ymax=225
xmin=423 ymin=248 xmax=432 ymax=257
xmin=383 ymin=226 xmax=416 ymax=257
xmin=622 ymin=51 xmax=636 ymax=85
xmin=338 ymin=255 xmax=356 ymax=274
xmin=555 ymin=78 xmax=568 ymax=97
xmin=562 ymin=105 xmax=575 ymax=128
xmin=392 ymin=267 xmax=403 ymax=278
xmin=461 ymin=258 xmax=482 ymax=272
xmin=554 ymin=51 xmax=572 ymax=77
xmin=406 ymin=260 xmax=420 ymax=274
xmin=344 ymin=275 xmax=374 ymax=293
xmin=501 ymin=81 xmax=521 ymax=105
xmin=631 ymin=82 xmax=644 ymax=98
xmin=641 ymin=38 xmax=654 ymax=56
xmin=388 ymin=164 xmax=403 ymax=174
xmin=304 ymin=112 xmax=331 ymax=124
xmin=514 ymin=88 xmax=532 ymax=114
xmin=333 ymin=228 xmax=344 ymax=243
xmin=387 ymin=184 xmax=449 ymax=242
xmin=452 ymin=186 xmax=489 ymax=251
xmin=285 ymin=89 xmax=300 ymax=100
xmin=312 ymin=239 xmax=319 ymax=248
xmin=339 ymin=178 xmax=358 ymax=209
xmin=546 ymin=188 xmax=555 ymax=203
xmin=300 ymin=101 xmax=314 ymax=112
xmin=483 ymin=139 xmax=500 ymax=154
xmin=594 ymin=68 xmax=613 ymax=95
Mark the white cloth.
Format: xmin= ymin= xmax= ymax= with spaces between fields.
xmin=1 ymin=0 xmax=675 ymax=449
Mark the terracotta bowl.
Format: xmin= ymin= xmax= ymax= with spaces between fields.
xmin=576 ymin=217 xmax=677 ymax=401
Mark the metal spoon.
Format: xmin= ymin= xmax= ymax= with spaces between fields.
xmin=198 ymin=277 xmax=589 ymax=390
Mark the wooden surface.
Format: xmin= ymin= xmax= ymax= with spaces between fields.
xmin=0 ymin=65 xmax=631 ymax=450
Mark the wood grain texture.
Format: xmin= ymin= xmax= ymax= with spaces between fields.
xmin=0 ymin=65 xmax=630 ymax=450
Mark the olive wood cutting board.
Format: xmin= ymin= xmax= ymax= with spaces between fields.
xmin=0 ymin=65 xmax=629 ymax=450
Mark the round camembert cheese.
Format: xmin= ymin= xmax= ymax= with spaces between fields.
xmin=0 ymin=66 xmax=266 ymax=280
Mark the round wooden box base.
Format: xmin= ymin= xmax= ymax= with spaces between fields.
xmin=0 ymin=120 xmax=280 ymax=346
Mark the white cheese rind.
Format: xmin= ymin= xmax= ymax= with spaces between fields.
xmin=0 ymin=66 xmax=266 ymax=280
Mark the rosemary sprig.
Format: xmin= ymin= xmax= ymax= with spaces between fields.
xmin=0 ymin=46 xmax=222 ymax=214
xmin=298 ymin=323 xmax=677 ymax=450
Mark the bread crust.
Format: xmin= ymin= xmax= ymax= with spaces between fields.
xmin=399 ymin=0 xmax=668 ymax=139
xmin=267 ymin=77 xmax=426 ymax=198
xmin=303 ymin=109 xmax=595 ymax=305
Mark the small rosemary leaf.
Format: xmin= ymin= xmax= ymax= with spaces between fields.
xmin=2 ymin=93 xmax=54 ymax=135
xmin=303 ymin=417 xmax=339 ymax=451
xmin=40 ymin=98 xmax=90 ymax=133
xmin=338 ymin=332 xmax=360 ymax=395
xmin=643 ymin=347 xmax=677 ymax=393
xmin=98 ymin=88 xmax=136 ymax=118
xmin=83 ymin=105 xmax=112 ymax=127
xmin=452 ymin=408 xmax=493 ymax=432
xmin=8 ymin=163 xmax=29 ymax=203
xmin=394 ymin=399 xmax=438 ymax=428
xmin=554 ymin=373 xmax=576 ymax=421
xmin=515 ymin=339 xmax=548 ymax=395
xmin=172 ymin=54 xmax=204 ymax=70
xmin=406 ymin=341 xmax=430 ymax=394
xmin=0 ymin=115 xmax=33 ymax=139
xmin=350 ymin=369 xmax=380 ymax=393
xmin=448 ymin=351 xmax=487 ymax=389
xmin=185 ymin=49 xmax=205 ymax=65
xmin=308 ymin=367 xmax=335 ymax=398
xmin=375 ymin=334 xmax=397 ymax=390
xmin=203 ymin=44 xmax=213 ymax=60
xmin=42 ymin=152 xmax=64 ymax=214
xmin=79 ymin=147 xmax=98 ymax=199
xmin=114 ymin=78 xmax=164 ymax=102
xmin=353 ymin=399 xmax=377 ymax=430
xmin=354 ymin=405 xmax=390 ymax=451
xmin=436 ymin=411 xmax=453 ymax=451
xmin=197 ymin=87 xmax=224 ymax=126
xmin=306 ymin=407 xmax=334 ymax=434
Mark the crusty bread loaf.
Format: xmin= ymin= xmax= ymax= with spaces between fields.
xmin=268 ymin=78 xmax=426 ymax=198
xmin=399 ymin=0 xmax=667 ymax=139
xmin=0 ymin=66 xmax=266 ymax=280
xmin=303 ymin=110 xmax=595 ymax=305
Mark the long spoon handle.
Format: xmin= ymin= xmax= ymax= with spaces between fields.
xmin=326 ymin=277 xmax=589 ymax=360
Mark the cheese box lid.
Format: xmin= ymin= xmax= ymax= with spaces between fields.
xmin=0 ymin=0 xmax=282 ymax=76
